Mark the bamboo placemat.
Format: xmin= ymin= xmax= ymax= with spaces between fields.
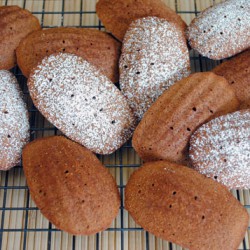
xmin=0 ymin=0 xmax=249 ymax=250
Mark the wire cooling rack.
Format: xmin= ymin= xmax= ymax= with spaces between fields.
xmin=0 ymin=0 xmax=249 ymax=249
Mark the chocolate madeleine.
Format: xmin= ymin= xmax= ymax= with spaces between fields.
xmin=0 ymin=6 xmax=40 ymax=69
xmin=0 ymin=70 xmax=29 ymax=170
xmin=190 ymin=109 xmax=250 ymax=189
xmin=187 ymin=0 xmax=250 ymax=60
xmin=125 ymin=161 xmax=249 ymax=250
xmin=23 ymin=136 xmax=120 ymax=235
xmin=16 ymin=27 xmax=121 ymax=82
xmin=120 ymin=17 xmax=190 ymax=121
xmin=28 ymin=53 xmax=136 ymax=155
xmin=132 ymin=72 xmax=239 ymax=163
xmin=96 ymin=0 xmax=187 ymax=41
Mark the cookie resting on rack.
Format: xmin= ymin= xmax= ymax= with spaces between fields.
xmin=212 ymin=50 xmax=250 ymax=109
xmin=132 ymin=72 xmax=239 ymax=164
xmin=22 ymin=136 xmax=120 ymax=235
xmin=0 ymin=70 xmax=30 ymax=170
xmin=0 ymin=5 xmax=41 ymax=70
xmin=16 ymin=27 xmax=121 ymax=83
xmin=189 ymin=109 xmax=250 ymax=190
xmin=125 ymin=161 xmax=249 ymax=250
xmin=120 ymin=16 xmax=190 ymax=121
xmin=28 ymin=53 xmax=136 ymax=155
xmin=187 ymin=0 xmax=250 ymax=60
xmin=96 ymin=0 xmax=187 ymax=41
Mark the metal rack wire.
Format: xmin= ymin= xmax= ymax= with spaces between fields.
xmin=0 ymin=0 xmax=249 ymax=249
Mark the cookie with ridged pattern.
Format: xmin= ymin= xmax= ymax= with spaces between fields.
xmin=16 ymin=27 xmax=121 ymax=83
xmin=22 ymin=136 xmax=120 ymax=235
xmin=96 ymin=0 xmax=187 ymax=41
xmin=125 ymin=161 xmax=249 ymax=250
xmin=0 ymin=5 xmax=40 ymax=69
xmin=190 ymin=109 xmax=250 ymax=189
xmin=132 ymin=72 xmax=239 ymax=164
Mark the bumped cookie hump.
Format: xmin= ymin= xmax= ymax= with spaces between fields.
xmin=125 ymin=161 xmax=249 ymax=250
xmin=0 ymin=70 xmax=30 ymax=170
xmin=28 ymin=53 xmax=136 ymax=155
xmin=96 ymin=0 xmax=186 ymax=41
xmin=132 ymin=72 xmax=239 ymax=163
xmin=187 ymin=0 xmax=250 ymax=60
xmin=16 ymin=27 xmax=121 ymax=82
xmin=22 ymin=136 xmax=120 ymax=235
xmin=120 ymin=16 xmax=190 ymax=121
xmin=190 ymin=109 xmax=250 ymax=189
xmin=0 ymin=5 xmax=41 ymax=69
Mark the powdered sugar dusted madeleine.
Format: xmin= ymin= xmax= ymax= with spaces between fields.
xmin=187 ymin=0 xmax=250 ymax=60
xmin=0 ymin=6 xmax=40 ymax=70
xmin=125 ymin=161 xmax=249 ymax=250
xmin=132 ymin=72 xmax=239 ymax=164
xmin=16 ymin=27 xmax=121 ymax=82
xmin=212 ymin=50 xmax=250 ymax=108
xmin=28 ymin=53 xmax=136 ymax=155
xmin=190 ymin=110 xmax=250 ymax=190
xmin=0 ymin=70 xmax=29 ymax=170
xmin=120 ymin=17 xmax=190 ymax=121
xmin=96 ymin=0 xmax=187 ymax=41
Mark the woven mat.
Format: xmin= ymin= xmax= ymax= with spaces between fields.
xmin=0 ymin=0 xmax=249 ymax=250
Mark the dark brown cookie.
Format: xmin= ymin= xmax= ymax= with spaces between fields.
xmin=16 ymin=27 xmax=121 ymax=83
xmin=187 ymin=0 xmax=250 ymax=60
xmin=28 ymin=53 xmax=136 ymax=155
xmin=125 ymin=161 xmax=249 ymax=250
xmin=212 ymin=50 xmax=250 ymax=108
xmin=120 ymin=17 xmax=190 ymax=121
xmin=132 ymin=72 xmax=239 ymax=164
xmin=0 ymin=5 xmax=40 ymax=69
xmin=22 ymin=136 xmax=120 ymax=235
xmin=0 ymin=70 xmax=30 ymax=170
xmin=189 ymin=109 xmax=250 ymax=189
xmin=96 ymin=0 xmax=187 ymax=41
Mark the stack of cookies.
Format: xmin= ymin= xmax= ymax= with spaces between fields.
xmin=0 ymin=0 xmax=249 ymax=248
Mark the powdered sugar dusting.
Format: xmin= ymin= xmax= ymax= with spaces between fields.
xmin=187 ymin=0 xmax=250 ymax=59
xmin=28 ymin=53 xmax=136 ymax=155
xmin=120 ymin=16 xmax=190 ymax=121
xmin=190 ymin=110 xmax=250 ymax=189
xmin=0 ymin=70 xmax=30 ymax=170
